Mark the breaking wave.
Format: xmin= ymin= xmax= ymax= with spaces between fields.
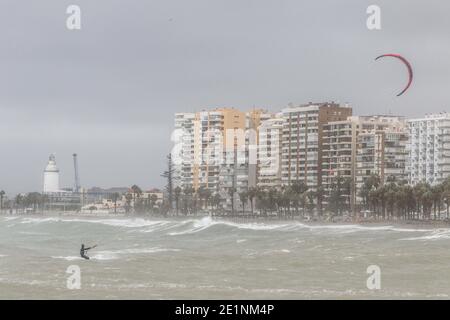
xmin=400 ymin=229 xmax=450 ymax=241
xmin=5 ymin=215 xmax=439 ymax=237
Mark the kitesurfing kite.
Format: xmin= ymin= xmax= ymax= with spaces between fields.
xmin=375 ymin=53 xmax=413 ymax=96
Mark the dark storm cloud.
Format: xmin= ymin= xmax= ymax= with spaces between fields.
xmin=1 ymin=0 xmax=450 ymax=194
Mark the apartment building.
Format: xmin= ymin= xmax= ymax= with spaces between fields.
xmin=257 ymin=115 xmax=284 ymax=189
xmin=173 ymin=105 xmax=450 ymax=213
xmin=173 ymin=107 xmax=267 ymax=209
xmin=281 ymin=102 xmax=352 ymax=189
xmin=322 ymin=115 xmax=407 ymax=205
xmin=322 ymin=119 xmax=357 ymax=192
xmin=407 ymin=113 xmax=450 ymax=185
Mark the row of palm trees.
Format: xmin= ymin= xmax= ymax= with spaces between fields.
xmin=171 ymin=182 xmax=332 ymax=217
xmin=167 ymin=175 xmax=450 ymax=221
xmin=4 ymin=174 xmax=450 ymax=220
xmin=173 ymin=186 xmax=221 ymax=215
xmin=0 ymin=192 xmax=49 ymax=213
xmin=360 ymin=175 xmax=450 ymax=220
xmin=124 ymin=185 xmax=162 ymax=214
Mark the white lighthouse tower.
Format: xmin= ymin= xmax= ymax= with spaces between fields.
xmin=43 ymin=154 xmax=60 ymax=193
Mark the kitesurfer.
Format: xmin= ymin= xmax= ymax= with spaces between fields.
xmin=80 ymin=244 xmax=96 ymax=260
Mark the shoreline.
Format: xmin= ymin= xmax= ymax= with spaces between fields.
xmin=2 ymin=211 xmax=450 ymax=230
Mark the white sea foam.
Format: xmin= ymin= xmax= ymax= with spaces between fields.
xmin=51 ymin=255 xmax=83 ymax=261
xmin=106 ymin=248 xmax=180 ymax=254
xmin=92 ymin=247 xmax=179 ymax=260
xmin=12 ymin=215 xmax=436 ymax=237
xmin=19 ymin=231 xmax=49 ymax=236
xmin=168 ymin=216 xmax=215 ymax=235
xmin=400 ymin=229 xmax=450 ymax=241
xmin=1 ymin=216 xmax=21 ymax=222
xmin=51 ymin=247 xmax=178 ymax=261
xmin=168 ymin=216 xmax=432 ymax=236
xmin=20 ymin=217 xmax=61 ymax=224
xmin=75 ymin=218 xmax=172 ymax=228
xmin=19 ymin=217 xmax=172 ymax=229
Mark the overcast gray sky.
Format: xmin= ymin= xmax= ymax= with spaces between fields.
xmin=1 ymin=0 xmax=449 ymax=195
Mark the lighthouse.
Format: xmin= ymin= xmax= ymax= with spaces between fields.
xmin=43 ymin=154 xmax=60 ymax=193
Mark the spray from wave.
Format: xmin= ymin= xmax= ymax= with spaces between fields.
xmin=5 ymin=215 xmax=439 ymax=238
xmin=400 ymin=229 xmax=450 ymax=241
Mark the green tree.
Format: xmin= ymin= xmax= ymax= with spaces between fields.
xmin=111 ymin=192 xmax=120 ymax=214
xmin=247 ymin=187 xmax=257 ymax=215
xmin=15 ymin=194 xmax=24 ymax=213
xmin=315 ymin=186 xmax=325 ymax=217
xmin=211 ymin=193 xmax=222 ymax=214
xmin=161 ymin=153 xmax=176 ymax=210
xmin=174 ymin=186 xmax=182 ymax=215
xmin=239 ymin=191 xmax=248 ymax=214
xmin=228 ymin=187 xmax=236 ymax=215
xmin=290 ymin=181 xmax=308 ymax=215
xmin=0 ymin=190 xmax=5 ymax=212
xmin=183 ymin=186 xmax=194 ymax=215
xmin=124 ymin=193 xmax=133 ymax=214
xmin=149 ymin=194 xmax=158 ymax=213
xmin=359 ymin=174 xmax=381 ymax=211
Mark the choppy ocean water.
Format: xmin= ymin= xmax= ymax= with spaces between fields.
xmin=1 ymin=215 xmax=450 ymax=299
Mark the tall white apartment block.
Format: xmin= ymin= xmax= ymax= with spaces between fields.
xmin=281 ymin=102 xmax=352 ymax=189
xmin=173 ymin=108 xmax=267 ymax=208
xmin=322 ymin=115 xmax=407 ymax=204
xmin=257 ymin=115 xmax=284 ymax=189
xmin=407 ymin=113 xmax=450 ymax=185
xmin=355 ymin=116 xmax=407 ymax=189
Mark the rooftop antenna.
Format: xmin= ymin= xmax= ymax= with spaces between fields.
xmin=73 ymin=153 xmax=80 ymax=193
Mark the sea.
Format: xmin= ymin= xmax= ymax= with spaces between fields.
xmin=1 ymin=215 xmax=450 ymax=299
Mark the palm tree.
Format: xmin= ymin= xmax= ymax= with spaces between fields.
xmin=130 ymin=185 xmax=143 ymax=213
xmin=130 ymin=185 xmax=142 ymax=201
xmin=306 ymin=190 xmax=315 ymax=215
xmin=203 ymin=189 xmax=212 ymax=211
xmin=161 ymin=153 xmax=176 ymax=209
xmin=174 ymin=186 xmax=182 ymax=215
xmin=328 ymin=176 xmax=346 ymax=216
xmin=267 ymin=188 xmax=278 ymax=216
xmin=111 ymin=192 xmax=120 ymax=214
xmin=413 ymin=182 xmax=428 ymax=219
xmin=343 ymin=177 xmax=353 ymax=213
xmin=359 ymin=174 xmax=380 ymax=211
xmin=124 ymin=193 xmax=133 ymax=214
xmin=197 ymin=186 xmax=206 ymax=210
xmin=0 ymin=190 xmax=5 ymax=212
xmin=315 ymin=186 xmax=325 ymax=217
xmin=40 ymin=194 xmax=49 ymax=213
xmin=197 ymin=186 xmax=212 ymax=211
xmin=211 ymin=192 xmax=222 ymax=214
xmin=290 ymin=181 xmax=308 ymax=215
xmin=256 ymin=188 xmax=267 ymax=216
xmin=247 ymin=187 xmax=257 ymax=215
xmin=443 ymin=188 xmax=450 ymax=219
xmin=228 ymin=187 xmax=236 ymax=215
xmin=26 ymin=192 xmax=42 ymax=212
xmin=385 ymin=183 xmax=397 ymax=220
xmin=15 ymin=194 xmax=23 ymax=213
xmin=431 ymin=184 xmax=443 ymax=220
xmin=149 ymin=194 xmax=158 ymax=213
xmin=183 ymin=186 xmax=194 ymax=215
xmin=239 ymin=191 xmax=248 ymax=215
